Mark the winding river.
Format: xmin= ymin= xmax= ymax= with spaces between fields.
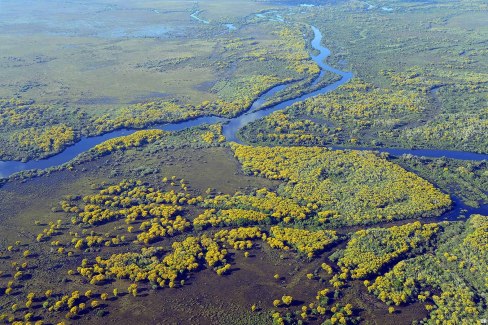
xmin=0 ymin=26 xmax=486 ymax=218
xmin=0 ymin=25 xmax=355 ymax=178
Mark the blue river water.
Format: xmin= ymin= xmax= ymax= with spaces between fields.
xmin=0 ymin=26 xmax=487 ymax=220
xmin=1 ymin=25 xmax=486 ymax=181
xmin=0 ymin=25 xmax=355 ymax=178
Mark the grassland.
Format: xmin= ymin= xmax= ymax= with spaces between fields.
xmin=0 ymin=0 xmax=320 ymax=161
xmin=0 ymin=0 xmax=487 ymax=324
xmin=240 ymin=0 xmax=488 ymax=154
xmin=0 ymin=127 xmax=483 ymax=324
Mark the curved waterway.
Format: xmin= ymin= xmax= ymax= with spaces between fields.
xmin=0 ymin=26 xmax=355 ymax=178
xmin=0 ymin=26 xmax=487 ymax=219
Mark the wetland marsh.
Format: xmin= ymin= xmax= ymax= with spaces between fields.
xmin=0 ymin=0 xmax=486 ymax=324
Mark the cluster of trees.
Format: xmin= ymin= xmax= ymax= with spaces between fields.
xmin=93 ymin=130 xmax=167 ymax=155
xmin=363 ymin=216 xmax=487 ymax=323
xmin=386 ymin=113 xmax=488 ymax=154
xmin=267 ymin=226 xmax=338 ymax=257
xmin=383 ymin=66 xmax=445 ymax=94
xmin=66 ymin=179 xmax=191 ymax=226
xmin=241 ymin=110 xmax=339 ymax=146
xmin=302 ymin=78 xmax=424 ymax=123
xmin=333 ymin=222 xmax=440 ymax=279
xmin=213 ymin=227 xmax=263 ymax=250
xmin=239 ymin=69 xmax=486 ymax=154
xmin=35 ymin=220 xmax=62 ymax=243
xmin=88 ymin=101 xmax=201 ymax=135
xmin=384 ymin=66 xmax=488 ymax=95
xmin=207 ymin=75 xmax=284 ymax=117
xmin=77 ymin=246 xmax=177 ymax=287
xmin=0 ymin=98 xmax=82 ymax=160
xmin=307 ymin=0 xmax=488 ymax=154
xmin=9 ymin=124 xmax=75 ymax=155
xmin=272 ymin=298 xmax=355 ymax=325
xmin=260 ymin=72 xmax=341 ymax=111
xmin=273 ymin=295 xmax=293 ymax=308
xmin=72 ymin=234 xmax=123 ymax=250
xmin=365 ymin=256 xmax=433 ymax=306
xmin=212 ymin=24 xmax=323 ymax=116
xmin=0 ymin=289 xmax=106 ymax=322
xmin=0 ymin=22 xmax=330 ymax=161
xmin=275 ymin=27 xmax=320 ymax=75
xmin=55 ymin=179 xmax=203 ymax=248
xmin=200 ymin=124 xmax=225 ymax=144
xmin=196 ymin=187 xmax=316 ymax=232
xmin=231 ymin=144 xmax=451 ymax=226
xmin=0 ymin=244 xmax=112 ymax=323
xmin=0 ymin=98 xmax=47 ymax=129
xmin=137 ymin=215 xmax=191 ymax=244
xmin=193 ymin=208 xmax=269 ymax=229
xmin=463 ymin=215 xmax=488 ymax=256
xmin=427 ymin=287 xmax=482 ymax=323
xmin=76 ymin=229 xmax=258 ymax=289
xmin=6 ymin=174 xmax=482 ymax=324
xmin=45 ymin=290 xmax=105 ymax=319
xmin=220 ymin=24 xmax=318 ymax=77
xmin=203 ymin=188 xmax=310 ymax=222
xmin=239 ymin=78 xmax=427 ymax=148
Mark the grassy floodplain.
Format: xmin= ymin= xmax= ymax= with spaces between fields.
xmin=240 ymin=0 xmax=488 ymax=154
xmin=0 ymin=0 xmax=320 ymax=160
xmin=0 ymin=0 xmax=487 ymax=324
xmin=0 ymin=127 xmax=486 ymax=324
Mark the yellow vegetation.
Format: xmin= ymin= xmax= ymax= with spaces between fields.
xmin=267 ymin=226 xmax=338 ymax=257
xmin=338 ymin=222 xmax=439 ymax=279
xmin=10 ymin=124 xmax=75 ymax=153
xmin=93 ymin=130 xmax=167 ymax=155
xmin=231 ymin=144 xmax=451 ymax=226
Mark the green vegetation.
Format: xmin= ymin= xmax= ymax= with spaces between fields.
xmin=0 ymin=124 xmax=484 ymax=324
xmin=93 ymin=130 xmax=168 ymax=156
xmin=231 ymin=144 xmax=451 ymax=226
xmin=239 ymin=0 xmax=488 ymax=154
xmin=365 ymin=215 xmax=488 ymax=323
xmin=240 ymin=79 xmax=428 ymax=147
xmin=333 ymin=222 xmax=440 ymax=279
xmin=201 ymin=187 xmax=311 ymax=224
xmin=0 ymin=0 xmax=486 ymax=324
xmin=394 ymin=155 xmax=488 ymax=207
xmin=266 ymin=226 xmax=338 ymax=257
xmin=0 ymin=4 xmax=322 ymax=160
xmin=0 ymin=176 xmax=355 ymax=324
